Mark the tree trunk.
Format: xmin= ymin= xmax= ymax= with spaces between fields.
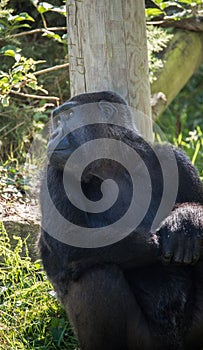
xmin=151 ymin=30 xmax=203 ymax=119
xmin=66 ymin=0 xmax=153 ymax=140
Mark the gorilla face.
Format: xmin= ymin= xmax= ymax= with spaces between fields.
xmin=47 ymin=93 xmax=138 ymax=174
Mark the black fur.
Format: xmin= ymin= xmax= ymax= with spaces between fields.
xmin=39 ymin=91 xmax=203 ymax=350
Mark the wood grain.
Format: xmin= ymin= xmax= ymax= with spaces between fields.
xmin=67 ymin=0 xmax=153 ymax=140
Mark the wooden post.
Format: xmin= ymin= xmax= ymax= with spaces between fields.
xmin=67 ymin=0 xmax=153 ymax=140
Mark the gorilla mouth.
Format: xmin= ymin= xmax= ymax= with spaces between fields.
xmin=80 ymin=158 xmax=120 ymax=184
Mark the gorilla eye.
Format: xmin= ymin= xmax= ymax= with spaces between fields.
xmin=68 ymin=110 xmax=74 ymax=118
xmin=51 ymin=115 xmax=60 ymax=130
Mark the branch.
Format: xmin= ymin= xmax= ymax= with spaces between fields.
xmin=2 ymin=121 xmax=25 ymax=138
xmin=148 ymin=17 xmax=203 ymax=32
xmin=9 ymin=27 xmax=67 ymax=39
xmin=151 ymin=30 xmax=203 ymax=119
xmin=10 ymin=90 xmax=60 ymax=103
xmin=34 ymin=63 xmax=69 ymax=76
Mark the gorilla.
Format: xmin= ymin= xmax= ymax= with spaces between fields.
xmin=39 ymin=91 xmax=203 ymax=350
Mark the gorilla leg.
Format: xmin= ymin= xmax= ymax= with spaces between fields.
xmin=62 ymin=265 xmax=152 ymax=350
xmin=185 ymin=261 xmax=203 ymax=350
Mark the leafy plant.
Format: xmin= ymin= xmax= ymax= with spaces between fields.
xmin=174 ymin=126 xmax=203 ymax=179
xmin=0 ymin=222 xmax=78 ymax=349
xmin=146 ymin=0 xmax=203 ymax=20
xmin=147 ymin=25 xmax=173 ymax=83
xmin=0 ymin=11 xmax=34 ymax=41
xmin=0 ymin=50 xmax=46 ymax=106
xmin=0 ymin=0 xmax=69 ymax=162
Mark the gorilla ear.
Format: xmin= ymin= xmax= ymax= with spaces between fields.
xmin=98 ymin=101 xmax=117 ymax=118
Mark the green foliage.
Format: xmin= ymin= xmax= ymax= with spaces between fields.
xmin=146 ymin=0 xmax=203 ymax=83
xmin=157 ymin=63 xmax=203 ymax=179
xmin=146 ymin=0 xmax=202 ymax=19
xmin=31 ymin=0 xmax=66 ymax=15
xmin=155 ymin=124 xmax=203 ymax=180
xmin=0 ymin=10 xmax=34 ymax=41
xmin=146 ymin=1 xmax=203 ymax=179
xmin=158 ymin=63 xmax=203 ymax=132
xmin=0 ymin=222 xmax=78 ymax=349
xmin=0 ymin=0 xmax=66 ymax=107
xmin=0 ymin=53 xmax=46 ymax=106
xmin=0 ymin=100 xmax=51 ymax=163
xmin=0 ymin=0 xmax=69 ymax=162
xmin=175 ymin=127 xmax=203 ymax=175
xmin=147 ymin=25 xmax=173 ymax=83
xmin=0 ymin=0 xmax=12 ymax=19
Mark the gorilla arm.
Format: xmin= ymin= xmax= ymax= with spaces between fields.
xmin=157 ymin=146 xmax=203 ymax=264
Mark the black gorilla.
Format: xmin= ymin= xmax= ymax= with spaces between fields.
xmin=39 ymin=91 xmax=203 ymax=350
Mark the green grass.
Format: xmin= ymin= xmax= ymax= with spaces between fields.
xmin=155 ymin=125 xmax=203 ymax=181
xmin=0 ymin=222 xmax=78 ymax=350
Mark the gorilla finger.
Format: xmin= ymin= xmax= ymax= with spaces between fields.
xmin=192 ymin=236 xmax=202 ymax=264
xmin=173 ymin=240 xmax=184 ymax=264
xmin=161 ymin=236 xmax=173 ymax=263
xmin=182 ymin=237 xmax=193 ymax=264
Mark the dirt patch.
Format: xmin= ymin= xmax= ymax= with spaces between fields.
xmin=0 ymin=196 xmax=40 ymax=224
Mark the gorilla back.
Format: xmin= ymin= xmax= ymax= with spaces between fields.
xmin=39 ymin=91 xmax=203 ymax=350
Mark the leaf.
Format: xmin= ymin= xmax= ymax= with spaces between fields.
xmin=145 ymin=8 xmax=164 ymax=18
xmin=1 ymin=51 xmax=21 ymax=62
xmin=1 ymin=95 xmax=10 ymax=107
xmin=8 ymin=12 xmax=35 ymax=22
xmin=1 ymin=49 xmax=16 ymax=57
xmin=0 ymin=46 xmax=22 ymax=61
xmin=177 ymin=0 xmax=193 ymax=4
xmin=37 ymin=2 xmax=53 ymax=13
xmin=17 ymin=12 xmax=35 ymax=22
xmin=33 ymin=112 xmax=48 ymax=121
xmin=0 ymin=45 xmax=21 ymax=55
xmin=37 ymin=2 xmax=66 ymax=16
xmin=10 ymin=24 xmax=31 ymax=30
xmin=153 ymin=0 xmax=163 ymax=4
xmin=27 ymin=81 xmax=38 ymax=90
xmin=12 ymin=65 xmax=24 ymax=73
xmin=42 ymin=31 xmax=63 ymax=43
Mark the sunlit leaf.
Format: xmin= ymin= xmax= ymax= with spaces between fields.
xmin=0 ymin=45 xmax=22 ymax=61
xmin=145 ymin=8 xmax=164 ymax=18
xmin=42 ymin=31 xmax=63 ymax=43
xmin=0 ymin=45 xmax=21 ymax=55
xmin=10 ymin=24 xmax=31 ymax=32
xmin=37 ymin=2 xmax=53 ymax=13
xmin=8 ymin=12 xmax=35 ymax=22
xmin=177 ymin=0 xmax=193 ymax=4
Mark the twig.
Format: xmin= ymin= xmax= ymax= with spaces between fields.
xmin=9 ymin=27 xmax=67 ymax=39
xmin=34 ymin=63 xmax=69 ymax=76
xmin=41 ymin=13 xmax=47 ymax=29
xmin=10 ymin=90 xmax=60 ymax=103
xmin=2 ymin=121 xmax=25 ymax=138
